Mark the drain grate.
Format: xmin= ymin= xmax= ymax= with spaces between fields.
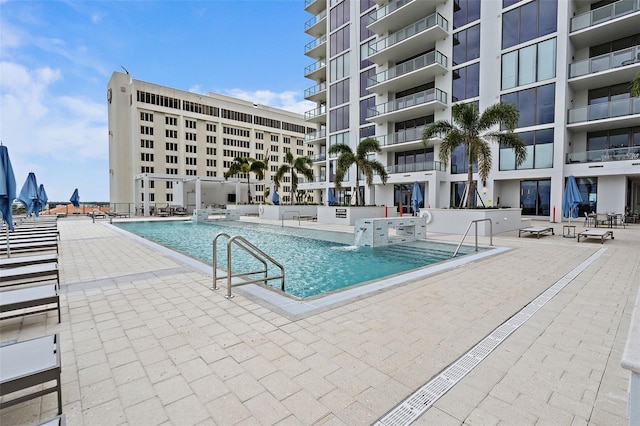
xmin=375 ymin=247 xmax=607 ymax=426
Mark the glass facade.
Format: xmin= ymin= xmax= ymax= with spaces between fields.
xmin=502 ymin=0 xmax=557 ymax=49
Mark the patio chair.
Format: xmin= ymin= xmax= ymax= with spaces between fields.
xmin=0 ymin=334 xmax=62 ymax=415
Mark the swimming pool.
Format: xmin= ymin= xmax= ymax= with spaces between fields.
xmin=115 ymin=220 xmax=482 ymax=298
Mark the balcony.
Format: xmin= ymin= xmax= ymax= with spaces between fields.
xmin=367 ymin=0 xmax=439 ymax=35
xmin=568 ymin=46 xmax=640 ymax=90
xmin=304 ymin=81 xmax=327 ymax=102
xmin=304 ymin=105 xmax=327 ymax=124
xmin=304 ymin=58 xmax=327 ymax=81
xmin=298 ymin=175 xmax=326 ymax=184
xmin=367 ymin=13 xmax=449 ymax=65
xmin=309 ymin=153 xmax=326 ymax=162
xmin=567 ymin=98 xmax=640 ymax=132
xmin=570 ymin=0 xmax=640 ymax=49
xmin=304 ymin=0 xmax=326 ymax=15
xmin=385 ymin=161 xmax=445 ymax=174
xmin=304 ymin=9 xmax=327 ymax=37
xmin=367 ymin=50 xmax=448 ymax=94
xmin=305 ymin=34 xmax=327 ymax=59
xmin=305 ymin=128 xmax=326 ymax=144
xmin=367 ymin=88 xmax=448 ymax=124
xmin=566 ymin=147 xmax=640 ymax=164
xmin=376 ymin=127 xmax=443 ymax=152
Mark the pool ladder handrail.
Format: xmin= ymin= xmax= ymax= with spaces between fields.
xmin=452 ymin=218 xmax=493 ymax=258
xmin=212 ymin=232 xmax=285 ymax=298
xmin=281 ymin=210 xmax=302 ymax=227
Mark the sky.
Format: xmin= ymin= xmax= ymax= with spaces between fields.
xmin=0 ymin=0 xmax=315 ymax=202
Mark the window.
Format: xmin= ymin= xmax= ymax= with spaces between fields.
xmin=360 ymin=68 xmax=375 ymax=96
xmin=330 ymin=25 xmax=350 ymax=57
xmin=206 ymin=123 xmax=216 ymax=132
xmin=520 ymin=179 xmax=551 ymax=216
xmin=329 ymin=105 xmax=349 ymax=132
xmin=166 ymin=130 xmax=177 ymax=138
xmin=499 ymin=128 xmax=553 ymax=170
xmin=166 ymin=116 xmax=177 ymax=126
xmin=360 ymin=10 xmax=374 ymax=41
xmin=501 ymin=38 xmax=556 ymax=89
xmin=140 ymin=126 xmax=153 ymax=135
xmin=502 ymin=0 xmax=557 ymax=49
xmin=330 ymin=0 xmax=350 ymax=31
xmin=185 ymin=132 xmax=197 ymax=141
xmin=501 ymin=83 xmax=555 ymax=128
xmin=185 ymin=145 xmax=197 ymax=153
xmin=453 ymin=24 xmax=480 ymax=66
xmin=140 ymin=112 xmax=153 ymax=122
xmin=587 ymin=127 xmax=640 ymax=160
xmin=452 ymin=63 xmax=480 ymax=102
xmin=330 ymin=79 xmax=350 ymax=107
xmin=330 ymin=52 xmax=350 ymax=81
xmin=140 ymin=139 xmax=154 ymax=149
xmin=166 ymin=143 xmax=177 ymax=151
xmin=140 ymin=153 xmax=154 ymax=162
xmin=360 ymin=97 xmax=375 ymax=125
xmin=453 ymin=0 xmax=481 ymax=29
xmin=185 ymin=119 xmax=196 ymax=129
xmin=450 ymin=145 xmax=477 ymax=174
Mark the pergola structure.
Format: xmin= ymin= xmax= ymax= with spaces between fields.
xmin=132 ymin=173 xmax=268 ymax=217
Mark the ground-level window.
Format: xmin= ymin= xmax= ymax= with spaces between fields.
xmin=520 ymin=179 xmax=550 ymax=216
xmin=575 ymin=177 xmax=598 ymax=216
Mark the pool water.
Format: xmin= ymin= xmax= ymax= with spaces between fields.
xmin=115 ymin=220 xmax=480 ymax=298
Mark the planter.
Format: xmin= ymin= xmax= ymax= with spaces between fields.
xmin=259 ymin=205 xmax=318 ymax=221
xmin=422 ymin=208 xmax=524 ymax=236
xmin=317 ymin=206 xmax=393 ymax=226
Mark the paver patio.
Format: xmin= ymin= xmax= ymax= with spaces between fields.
xmin=1 ymin=216 xmax=637 ymax=425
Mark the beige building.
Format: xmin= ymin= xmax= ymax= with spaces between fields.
xmin=107 ymin=71 xmax=315 ymax=214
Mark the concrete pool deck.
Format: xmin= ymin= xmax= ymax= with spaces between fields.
xmin=1 ymin=215 xmax=638 ymax=425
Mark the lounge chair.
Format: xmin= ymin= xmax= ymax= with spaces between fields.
xmin=518 ymin=226 xmax=555 ymax=238
xmin=0 ymin=240 xmax=58 ymax=255
xmin=0 ymin=263 xmax=59 ymax=288
xmin=0 ymin=253 xmax=58 ymax=269
xmin=173 ymin=206 xmax=187 ymax=216
xmin=578 ymin=229 xmax=614 ymax=244
xmin=0 ymin=283 xmax=61 ymax=322
xmin=0 ymin=334 xmax=62 ymax=414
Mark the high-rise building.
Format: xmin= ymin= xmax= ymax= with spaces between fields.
xmin=107 ymin=71 xmax=315 ymax=212
xmin=301 ymin=0 xmax=640 ymax=219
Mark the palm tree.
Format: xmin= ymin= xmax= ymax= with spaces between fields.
xmin=631 ymin=71 xmax=640 ymax=97
xmin=422 ymin=102 xmax=526 ymax=208
xmin=223 ymin=157 xmax=267 ymax=204
xmin=274 ymin=152 xmax=313 ymax=204
xmin=328 ymin=137 xmax=389 ymax=206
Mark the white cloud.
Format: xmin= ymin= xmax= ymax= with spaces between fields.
xmin=222 ymin=88 xmax=315 ymax=115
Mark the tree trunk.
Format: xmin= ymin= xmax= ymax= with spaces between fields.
xmin=247 ymin=177 xmax=252 ymax=204
xmin=466 ymin=162 xmax=474 ymax=209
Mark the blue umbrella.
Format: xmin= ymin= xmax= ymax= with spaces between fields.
xmin=70 ymin=188 xmax=80 ymax=208
xmin=38 ymin=184 xmax=48 ymax=214
xmin=271 ymin=190 xmax=280 ymax=205
xmin=0 ymin=145 xmax=16 ymax=231
xmin=18 ymin=172 xmax=40 ymax=217
xmin=562 ymin=175 xmax=582 ymax=223
xmin=411 ymin=181 xmax=423 ymax=213
xmin=328 ymin=188 xmax=337 ymax=206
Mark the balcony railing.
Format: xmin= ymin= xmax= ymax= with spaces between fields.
xmin=304 ymin=34 xmax=327 ymax=54
xmin=367 ymin=88 xmax=447 ymax=118
xmin=299 ymin=175 xmax=326 ymax=184
xmin=367 ymin=12 xmax=448 ymax=56
xmin=570 ymin=0 xmax=640 ymax=32
xmin=305 ymin=128 xmax=326 ymax=142
xmin=309 ymin=153 xmax=326 ymax=162
xmin=385 ymin=161 xmax=445 ymax=174
xmin=367 ymin=50 xmax=447 ymax=87
xmin=368 ymin=0 xmax=413 ymax=23
xmin=374 ymin=127 xmax=427 ymax=147
xmin=304 ymin=81 xmax=327 ymax=98
xmin=304 ymin=105 xmax=327 ymax=120
xmin=566 ymin=147 xmax=640 ymax=163
xmin=304 ymin=9 xmax=327 ymax=31
xmin=304 ymin=59 xmax=326 ymax=77
xmin=569 ymin=46 xmax=640 ymax=78
xmin=567 ymin=98 xmax=640 ymax=124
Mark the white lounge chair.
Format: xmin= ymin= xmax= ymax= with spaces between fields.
xmin=518 ymin=226 xmax=555 ymax=239
xmin=578 ymin=229 xmax=614 ymax=244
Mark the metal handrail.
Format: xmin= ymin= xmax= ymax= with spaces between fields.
xmin=281 ymin=210 xmax=301 ymax=227
xmin=212 ymin=232 xmax=285 ymax=298
xmin=452 ymin=218 xmax=493 ymax=257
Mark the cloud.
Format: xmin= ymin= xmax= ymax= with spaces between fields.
xmin=0 ymin=61 xmax=107 ymax=160
xmin=222 ymin=88 xmax=315 ymax=115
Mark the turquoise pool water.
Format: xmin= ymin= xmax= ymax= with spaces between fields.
xmin=115 ymin=220 xmax=480 ymax=298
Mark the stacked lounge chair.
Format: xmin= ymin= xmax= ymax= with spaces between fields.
xmin=0 ymin=215 xmax=64 ymax=420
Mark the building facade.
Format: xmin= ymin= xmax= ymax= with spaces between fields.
xmin=107 ymin=71 xmax=315 ymax=212
xmin=301 ymin=0 xmax=640 ymax=219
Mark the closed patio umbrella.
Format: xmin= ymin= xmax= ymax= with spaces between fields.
xmin=38 ymin=184 xmax=48 ymax=215
xmin=328 ymin=188 xmax=337 ymax=206
xmin=562 ymin=175 xmax=582 ymax=224
xmin=18 ymin=172 xmax=40 ymax=217
xmin=411 ymin=181 xmax=423 ymax=214
xmin=271 ymin=190 xmax=280 ymax=205
xmin=0 ymin=145 xmax=16 ymax=232
xmin=70 ymin=188 xmax=80 ymax=208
